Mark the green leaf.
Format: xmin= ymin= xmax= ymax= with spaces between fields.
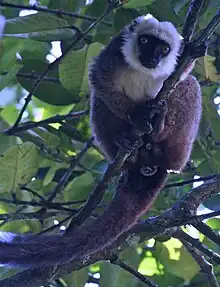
xmin=64 ymin=172 xmax=94 ymax=201
xmin=203 ymin=194 xmax=220 ymax=211
xmin=156 ymin=239 xmax=199 ymax=281
xmin=49 ymin=0 xmax=83 ymax=13
xmin=81 ymin=0 xmax=107 ymax=18
xmin=124 ymin=0 xmax=155 ymax=9
xmin=1 ymin=105 xmax=19 ymax=125
xmin=139 ymin=254 xmax=161 ymax=276
xmin=0 ymin=142 xmax=39 ymax=193
xmin=146 ymin=0 xmax=181 ymax=23
xmin=100 ymin=248 xmax=139 ymax=287
xmin=81 ymin=148 xmax=104 ymax=171
xmin=204 ymin=55 xmax=220 ymax=82
xmin=0 ymin=38 xmax=23 ymax=71
xmin=202 ymin=86 xmax=220 ymax=139
xmin=113 ymin=8 xmax=139 ymax=33
xmin=100 ymin=263 xmax=120 ymax=287
xmin=0 ymin=118 xmax=17 ymax=155
xmin=32 ymin=127 xmax=61 ymax=147
xmin=17 ymin=59 xmax=78 ymax=105
xmin=43 ymin=167 xmax=56 ymax=186
xmin=59 ymin=43 xmax=104 ymax=96
xmin=63 ymin=268 xmax=89 ymax=287
xmin=4 ymin=13 xmax=76 ymax=41
xmin=5 ymin=13 xmax=71 ymax=34
xmin=0 ymin=63 xmax=23 ymax=91
xmin=19 ymin=131 xmax=69 ymax=163
xmin=59 ymin=47 xmax=87 ymax=95
xmin=206 ymin=218 xmax=220 ymax=230
xmin=151 ymin=272 xmax=183 ymax=287
xmin=0 ymin=220 xmax=31 ymax=233
xmin=92 ymin=160 xmax=108 ymax=174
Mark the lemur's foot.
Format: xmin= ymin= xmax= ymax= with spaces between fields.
xmin=149 ymin=100 xmax=168 ymax=136
xmin=128 ymin=99 xmax=168 ymax=135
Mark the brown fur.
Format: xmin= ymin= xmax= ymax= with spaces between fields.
xmin=89 ymin=32 xmax=201 ymax=168
xmin=0 ymin=20 xmax=201 ymax=269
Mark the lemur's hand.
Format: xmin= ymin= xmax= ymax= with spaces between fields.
xmin=128 ymin=99 xmax=168 ymax=136
xmin=114 ymin=131 xmax=144 ymax=151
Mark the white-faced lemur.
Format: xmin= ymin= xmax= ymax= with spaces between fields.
xmin=0 ymin=14 xmax=202 ymax=268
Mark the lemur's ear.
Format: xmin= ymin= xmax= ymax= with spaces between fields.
xmin=129 ymin=19 xmax=138 ymax=32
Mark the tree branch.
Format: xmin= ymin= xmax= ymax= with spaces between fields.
xmin=66 ymin=146 xmax=136 ymax=233
xmin=156 ymin=7 xmax=220 ymax=103
xmin=176 ymin=229 xmax=220 ymax=287
xmin=182 ymin=0 xmax=204 ymax=41
xmin=173 ymin=229 xmax=220 ymax=265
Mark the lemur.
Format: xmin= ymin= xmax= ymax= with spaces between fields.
xmin=0 ymin=14 xmax=202 ymax=268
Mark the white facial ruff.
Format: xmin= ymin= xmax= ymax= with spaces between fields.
xmin=121 ymin=14 xmax=183 ymax=78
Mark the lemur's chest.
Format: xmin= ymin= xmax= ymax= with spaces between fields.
xmin=115 ymin=68 xmax=162 ymax=101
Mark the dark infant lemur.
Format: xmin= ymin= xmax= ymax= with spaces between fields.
xmin=0 ymin=14 xmax=202 ymax=268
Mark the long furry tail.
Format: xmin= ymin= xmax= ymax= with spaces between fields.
xmin=0 ymin=168 xmax=167 ymax=268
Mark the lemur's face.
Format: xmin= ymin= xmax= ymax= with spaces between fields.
xmin=137 ymin=34 xmax=171 ymax=69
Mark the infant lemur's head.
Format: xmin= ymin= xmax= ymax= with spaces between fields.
xmin=122 ymin=14 xmax=183 ymax=77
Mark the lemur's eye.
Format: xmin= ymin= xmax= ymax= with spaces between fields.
xmin=140 ymin=35 xmax=148 ymax=44
xmin=162 ymin=45 xmax=170 ymax=55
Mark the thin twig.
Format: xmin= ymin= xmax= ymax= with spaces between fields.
xmin=0 ymin=211 xmax=70 ymax=222
xmin=21 ymin=186 xmax=46 ymax=201
xmin=5 ymin=110 xmax=88 ymax=135
xmin=110 ymin=256 xmax=158 ymax=287
xmin=176 ymin=229 xmax=220 ymax=287
xmin=0 ymin=197 xmax=77 ymax=212
xmin=200 ymin=79 xmax=220 ymax=87
xmin=194 ymin=10 xmax=220 ymax=45
xmin=0 ymin=72 xmax=60 ymax=83
xmin=192 ymin=221 xmax=220 ymax=246
xmin=173 ymin=229 xmax=220 ymax=265
xmin=194 ymin=210 xmax=220 ymax=222
xmin=164 ymin=174 xmax=218 ymax=189
xmin=8 ymin=3 xmax=113 ymax=130
xmin=48 ymin=138 xmax=93 ymax=201
xmin=0 ymin=1 xmax=111 ymax=26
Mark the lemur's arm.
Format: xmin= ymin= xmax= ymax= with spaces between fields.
xmin=89 ymin=32 xmax=135 ymax=121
